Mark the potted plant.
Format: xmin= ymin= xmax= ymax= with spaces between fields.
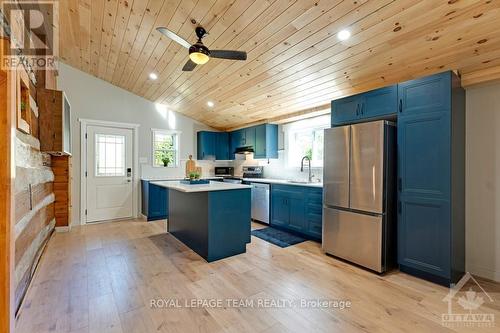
xmin=162 ymin=156 xmax=170 ymax=167
xmin=188 ymin=171 xmax=200 ymax=180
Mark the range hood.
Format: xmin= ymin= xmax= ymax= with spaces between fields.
xmin=235 ymin=146 xmax=254 ymax=155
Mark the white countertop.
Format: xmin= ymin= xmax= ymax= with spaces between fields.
xmin=150 ymin=180 xmax=251 ymax=193
xmin=242 ymin=178 xmax=323 ymax=188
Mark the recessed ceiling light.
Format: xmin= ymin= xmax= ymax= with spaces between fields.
xmin=207 ymin=101 xmax=215 ymax=108
xmin=149 ymin=72 xmax=158 ymax=80
xmin=337 ymin=29 xmax=351 ymax=41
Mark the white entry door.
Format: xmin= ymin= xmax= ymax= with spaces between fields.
xmin=86 ymin=125 xmax=133 ymax=223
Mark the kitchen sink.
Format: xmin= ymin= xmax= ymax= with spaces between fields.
xmin=287 ymin=180 xmax=313 ymax=184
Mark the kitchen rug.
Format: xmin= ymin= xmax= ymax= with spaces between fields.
xmin=251 ymin=227 xmax=306 ymax=248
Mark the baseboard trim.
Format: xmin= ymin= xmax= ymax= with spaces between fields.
xmin=466 ymin=264 xmax=500 ymax=282
xmin=55 ymin=226 xmax=71 ymax=233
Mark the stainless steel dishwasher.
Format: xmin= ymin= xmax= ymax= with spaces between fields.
xmin=250 ymin=182 xmax=270 ymax=224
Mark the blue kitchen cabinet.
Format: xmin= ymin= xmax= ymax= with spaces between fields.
xmin=254 ymin=124 xmax=278 ymax=159
xmin=244 ymin=127 xmax=255 ymax=148
xmin=331 ymin=85 xmax=398 ymax=126
xmin=271 ymin=184 xmax=322 ymax=240
xmin=141 ymin=180 xmax=168 ymax=221
xmin=215 ymin=132 xmax=229 ymax=160
xmin=306 ymin=188 xmax=323 ymax=239
xmin=197 ymin=131 xmax=216 ymax=160
xmin=271 ymin=189 xmax=290 ymax=227
xmin=198 ymin=131 xmax=230 ymax=160
xmin=229 ymin=129 xmax=244 ymax=159
xmin=362 ymin=85 xmax=398 ymax=119
xmin=397 ymin=71 xmax=465 ymax=286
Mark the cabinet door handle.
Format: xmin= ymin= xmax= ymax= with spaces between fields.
xmin=360 ymin=103 xmax=364 ymax=115
xmin=399 ymin=99 xmax=402 ymax=113
xmin=356 ymin=104 xmax=360 ymax=116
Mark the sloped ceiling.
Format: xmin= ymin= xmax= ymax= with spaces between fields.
xmin=59 ymin=0 xmax=500 ymax=130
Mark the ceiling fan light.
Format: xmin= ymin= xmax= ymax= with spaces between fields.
xmin=189 ymin=52 xmax=210 ymax=65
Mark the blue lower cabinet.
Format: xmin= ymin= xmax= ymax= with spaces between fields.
xmin=141 ymin=180 xmax=168 ymax=221
xmin=271 ymin=184 xmax=322 ymax=240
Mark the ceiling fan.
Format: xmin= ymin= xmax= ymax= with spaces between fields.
xmin=156 ymin=26 xmax=247 ymax=71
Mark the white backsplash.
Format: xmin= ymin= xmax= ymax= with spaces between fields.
xmin=141 ymin=151 xmax=322 ymax=182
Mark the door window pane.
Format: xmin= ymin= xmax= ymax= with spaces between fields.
xmin=95 ymin=134 xmax=126 ymax=176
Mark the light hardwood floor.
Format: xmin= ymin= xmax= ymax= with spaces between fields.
xmin=16 ymin=219 xmax=500 ymax=333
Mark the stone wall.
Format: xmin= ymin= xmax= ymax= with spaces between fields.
xmin=14 ymin=130 xmax=55 ymax=311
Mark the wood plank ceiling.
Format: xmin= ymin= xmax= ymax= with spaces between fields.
xmin=59 ymin=0 xmax=500 ymax=130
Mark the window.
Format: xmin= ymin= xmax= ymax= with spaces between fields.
xmin=285 ymin=115 xmax=330 ymax=168
xmin=152 ymin=129 xmax=179 ymax=167
xmin=95 ymin=134 xmax=126 ymax=177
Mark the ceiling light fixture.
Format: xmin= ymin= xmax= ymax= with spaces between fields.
xmin=149 ymin=72 xmax=158 ymax=80
xmin=337 ymin=29 xmax=351 ymax=41
xmin=189 ymin=43 xmax=210 ymax=65
xmin=207 ymin=101 xmax=215 ymax=108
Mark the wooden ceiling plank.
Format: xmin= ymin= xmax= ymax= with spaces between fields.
xmin=197 ymin=0 xmax=422 ymax=114
xmin=117 ymin=0 xmax=166 ymax=88
xmin=97 ymin=0 xmax=120 ymax=79
xmin=144 ymin=0 xmax=317 ymax=101
xmin=164 ymin=0 xmax=378 ymax=108
xmin=136 ymin=0 xmax=236 ymax=98
xmin=59 ymin=0 xmax=80 ymax=67
xmin=103 ymin=0 xmax=135 ymax=82
xmin=89 ymin=0 xmax=106 ymax=76
xmin=136 ymin=0 xmax=240 ymax=97
xmin=146 ymin=0 xmax=258 ymax=101
xmin=151 ymin=0 xmax=284 ymax=101
xmin=462 ymin=64 xmax=500 ymax=86
xmin=155 ymin=0 xmax=348 ymax=104
xmin=181 ymin=0 xmax=488 ymax=118
xmin=110 ymin=0 xmax=151 ymax=85
xmin=214 ymin=23 xmax=500 ymax=122
xmin=134 ymin=0 xmax=208 ymax=99
xmin=59 ymin=0 xmax=500 ymax=129
xmin=128 ymin=0 xmax=217 ymax=95
xmin=78 ymin=0 xmax=92 ymax=73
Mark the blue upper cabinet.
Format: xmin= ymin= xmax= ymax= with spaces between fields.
xmin=331 ymin=95 xmax=360 ymax=125
xmin=198 ymin=131 xmax=230 ymax=160
xmin=362 ymin=85 xmax=398 ymax=118
xmin=245 ymin=127 xmax=256 ymax=148
xmin=331 ymin=85 xmax=398 ymax=126
xmin=397 ymin=71 xmax=464 ymax=286
xmin=197 ymin=131 xmax=216 ymax=160
xmin=229 ymin=124 xmax=278 ymax=160
xmin=254 ymin=124 xmax=278 ymax=159
xmin=215 ymin=132 xmax=229 ymax=160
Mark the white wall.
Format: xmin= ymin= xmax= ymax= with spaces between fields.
xmin=466 ymin=81 xmax=500 ymax=282
xmin=57 ymin=63 xmax=213 ymax=225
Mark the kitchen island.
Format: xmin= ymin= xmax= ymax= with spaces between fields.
xmin=150 ymin=181 xmax=251 ymax=262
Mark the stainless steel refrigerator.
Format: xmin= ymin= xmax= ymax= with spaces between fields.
xmin=322 ymin=120 xmax=396 ymax=273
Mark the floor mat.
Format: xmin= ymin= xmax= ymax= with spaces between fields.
xmin=251 ymin=227 xmax=307 ymax=248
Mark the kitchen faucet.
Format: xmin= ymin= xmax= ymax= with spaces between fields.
xmin=300 ymin=156 xmax=313 ymax=183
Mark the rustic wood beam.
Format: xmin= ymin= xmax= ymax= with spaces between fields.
xmin=0 ymin=37 xmax=15 ymax=333
xmin=223 ymin=103 xmax=331 ymax=131
xmin=461 ymin=65 xmax=500 ymax=87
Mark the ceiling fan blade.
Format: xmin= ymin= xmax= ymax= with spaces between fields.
xmin=156 ymin=27 xmax=191 ymax=49
xmin=210 ymin=50 xmax=247 ymax=61
xmin=182 ymin=59 xmax=197 ymax=72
